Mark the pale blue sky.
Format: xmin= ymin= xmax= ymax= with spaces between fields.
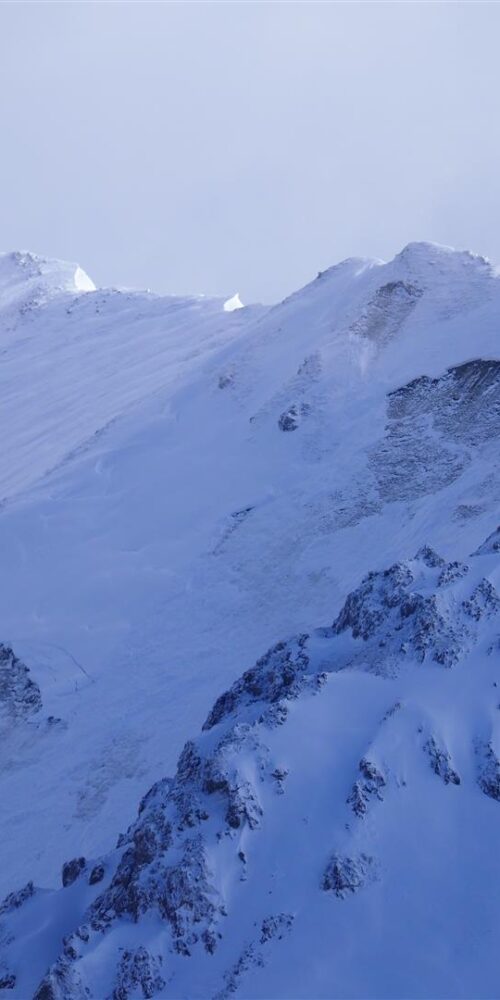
xmin=1 ymin=2 xmax=499 ymax=302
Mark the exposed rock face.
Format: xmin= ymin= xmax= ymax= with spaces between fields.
xmin=113 ymin=948 xmax=165 ymax=1000
xmin=203 ymin=634 xmax=317 ymax=730
xmin=278 ymin=403 xmax=310 ymax=432
xmin=290 ymin=357 xmax=500 ymax=542
xmin=349 ymin=279 xmax=423 ymax=344
xmin=462 ymin=579 xmax=500 ymax=621
xmin=322 ymin=853 xmax=375 ymax=897
xmin=0 ymin=643 xmax=42 ymax=722
xmin=372 ymin=360 xmax=500 ymax=503
xmin=424 ymin=737 xmax=461 ymax=786
xmin=347 ymin=758 xmax=386 ymax=816
xmin=331 ymin=548 xmax=487 ymax=670
xmin=62 ymin=858 xmax=86 ymax=888
xmin=0 ymin=881 xmax=35 ymax=915
xmin=32 ymin=966 xmax=89 ymax=1000
xmin=218 ymin=371 xmax=234 ymax=390
xmin=476 ymin=741 xmax=500 ymax=801
xmin=88 ymin=864 xmax=105 ymax=886
xmin=389 ymin=360 xmax=500 ymax=444
xmin=260 ymin=913 xmax=294 ymax=944
xmin=473 ymin=526 xmax=500 ymax=556
xmin=438 ymin=561 xmax=469 ymax=587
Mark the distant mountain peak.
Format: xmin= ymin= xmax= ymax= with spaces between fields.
xmin=394 ymin=240 xmax=494 ymax=277
xmin=0 ymin=250 xmax=95 ymax=314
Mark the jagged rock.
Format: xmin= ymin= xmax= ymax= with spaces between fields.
xmin=90 ymin=803 xmax=174 ymax=928
xmin=270 ymin=767 xmax=289 ymax=794
xmin=156 ymin=837 xmax=223 ymax=955
xmin=278 ymin=403 xmax=310 ymax=431
xmin=415 ymin=545 xmax=446 ymax=569
xmin=476 ymin=740 xmax=500 ymax=801
xmin=0 ymin=643 xmax=42 ymax=722
xmin=332 ymin=554 xmax=470 ymax=667
xmin=204 ymin=749 xmax=263 ymax=830
xmin=0 ymin=880 xmax=34 ymax=915
xmin=438 ymin=561 xmax=469 ymax=587
xmin=88 ymin=863 xmax=105 ymax=886
xmin=387 ymin=360 xmax=500 ymax=444
xmin=203 ymin=634 xmax=313 ymax=730
xmin=472 ymin=526 xmax=500 ymax=556
xmin=347 ymin=757 xmax=386 ymax=816
xmin=33 ymin=960 xmax=89 ymax=1000
xmin=278 ymin=406 xmax=299 ymax=431
xmin=462 ymin=579 xmax=500 ymax=621
xmin=216 ymin=943 xmax=264 ymax=1000
xmin=0 ymin=972 xmax=15 ymax=990
xmin=349 ymin=280 xmax=423 ymax=344
xmin=61 ymin=926 xmax=89 ymax=962
xmin=113 ymin=947 xmax=165 ymax=1000
xmin=372 ymin=360 xmax=500 ymax=503
xmin=61 ymin=857 xmax=86 ymax=888
xmin=260 ymin=912 xmax=294 ymax=943
xmin=322 ymin=853 xmax=375 ymax=897
xmin=334 ymin=561 xmax=414 ymax=641
xmin=424 ymin=737 xmax=461 ymax=785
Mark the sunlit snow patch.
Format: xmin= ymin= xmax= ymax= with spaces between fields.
xmin=73 ymin=266 xmax=96 ymax=293
xmin=223 ymin=292 xmax=244 ymax=312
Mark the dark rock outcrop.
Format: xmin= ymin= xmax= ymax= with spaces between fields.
xmin=62 ymin=857 xmax=86 ymax=888
xmin=332 ymin=550 xmax=475 ymax=668
xmin=347 ymin=758 xmax=386 ymax=816
xmin=0 ymin=643 xmax=42 ymax=721
xmin=203 ymin=634 xmax=316 ymax=730
xmin=424 ymin=737 xmax=461 ymax=786
xmin=113 ymin=947 xmax=165 ymax=1000
xmin=476 ymin=740 xmax=500 ymax=801
xmin=278 ymin=403 xmax=310 ymax=432
xmin=322 ymin=853 xmax=375 ymax=897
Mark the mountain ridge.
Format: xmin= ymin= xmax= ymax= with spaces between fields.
xmin=1 ymin=241 xmax=500 ymax=997
xmin=2 ymin=532 xmax=500 ymax=998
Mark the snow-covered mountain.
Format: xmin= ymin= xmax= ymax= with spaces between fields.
xmin=1 ymin=243 xmax=500 ymax=998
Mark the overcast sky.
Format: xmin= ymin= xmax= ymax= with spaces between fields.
xmin=1 ymin=2 xmax=499 ymax=302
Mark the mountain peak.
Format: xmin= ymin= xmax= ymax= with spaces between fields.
xmin=0 ymin=250 xmax=95 ymax=313
xmin=393 ymin=240 xmax=494 ymax=277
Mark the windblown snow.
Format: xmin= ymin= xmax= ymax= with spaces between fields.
xmin=1 ymin=243 xmax=500 ymax=999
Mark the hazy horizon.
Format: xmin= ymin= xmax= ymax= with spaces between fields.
xmin=2 ymin=1 xmax=500 ymax=303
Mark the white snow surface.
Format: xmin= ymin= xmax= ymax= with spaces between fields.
xmin=1 ymin=242 xmax=500 ymax=998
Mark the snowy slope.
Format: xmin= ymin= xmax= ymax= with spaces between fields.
xmin=4 ymin=538 xmax=500 ymax=999
xmin=0 ymin=251 xmax=260 ymax=502
xmin=1 ymin=242 xmax=500 ymax=997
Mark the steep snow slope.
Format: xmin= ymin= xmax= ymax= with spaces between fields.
xmin=1 ymin=242 xmax=500 ymax=997
xmin=0 ymin=251 xmax=259 ymax=501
